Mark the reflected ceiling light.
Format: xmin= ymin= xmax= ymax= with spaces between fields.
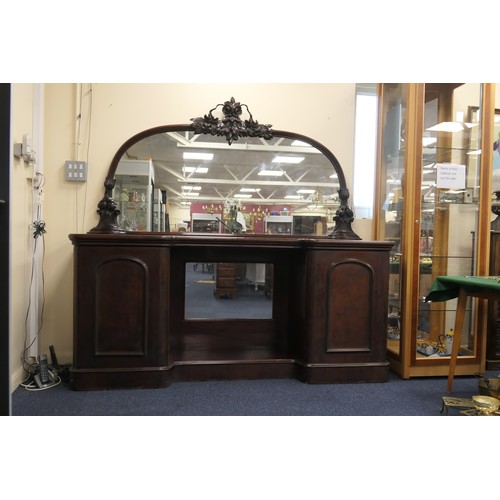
xmin=183 ymin=192 xmax=199 ymax=197
xmin=297 ymin=189 xmax=315 ymax=194
xmin=330 ymin=173 xmax=338 ymax=179
xmin=234 ymin=193 xmax=252 ymax=198
xmin=291 ymin=140 xmax=310 ymax=147
xmin=426 ymin=122 xmax=464 ymax=132
xmin=180 ymin=201 xmax=191 ymax=206
xmin=240 ymin=188 xmax=261 ymax=192
xmin=285 ymin=195 xmax=302 ymax=199
xmin=183 ymin=166 xmax=209 ymax=174
xmin=272 ymin=156 xmax=305 ymax=164
xmin=183 ymin=152 xmax=214 ymax=161
xmin=182 ymin=185 xmax=202 ymax=190
xmin=466 ymin=149 xmax=482 ymax=155
xmin=258 ymin=170 xmax=284 ymax=176
xmin=423 ymin=137 xmax=437 ymax=147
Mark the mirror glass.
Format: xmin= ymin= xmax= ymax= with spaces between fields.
xmin=185 ymin=262 xmax=273 ymax=319
xmin=112 ymin=130 xmax=341 ymax=234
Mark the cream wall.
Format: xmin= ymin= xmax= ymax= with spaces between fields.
xmin=10 ymin=83 xmax=361 ymax=389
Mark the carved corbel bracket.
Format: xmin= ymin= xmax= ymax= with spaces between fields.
xmin=329 ymin=187 xmax=361 ymax=240
xmin=90 ymin=177 xmax=125 ymax=233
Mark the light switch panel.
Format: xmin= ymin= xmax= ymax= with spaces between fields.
xmin=65 ymin=160 xmax=87 ymax=182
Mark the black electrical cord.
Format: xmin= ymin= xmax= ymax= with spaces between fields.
xmin=22 ymin=216 xmax=46 ymax=376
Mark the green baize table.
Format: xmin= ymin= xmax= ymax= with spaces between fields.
xmin=425 ymin=276 xmax=500 ymax=392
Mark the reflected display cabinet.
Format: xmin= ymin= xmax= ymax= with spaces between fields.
xmin=114 ymin=159 xmax=155 ymax=232
xmin=375 ymin=83 xmax=496 ymax=378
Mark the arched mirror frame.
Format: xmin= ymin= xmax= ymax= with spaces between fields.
xmin=90 ymin=99 xmax=360 ymax=239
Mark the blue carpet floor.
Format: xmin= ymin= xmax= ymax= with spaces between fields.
xmin=10 ymin=370 xmax=499 ymax=416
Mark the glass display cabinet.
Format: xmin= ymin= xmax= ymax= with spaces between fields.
xmin=153 ymin=188 xmax=166 ymax=232
xmin=375 ymin=83 xmax=496 ymax=378
xmin=191 ymin=213 xmax=221 ymax=233
xmin=264 ymin=215 xmax=293 ymax=234
xmin=114 ymin=159 xmax=155 ymax=231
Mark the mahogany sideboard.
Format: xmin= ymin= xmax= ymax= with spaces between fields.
xmin=69 ymin=232 xmax=393 ymax=390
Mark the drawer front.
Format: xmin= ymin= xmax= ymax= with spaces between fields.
xmin=217 ymin=277 xmax=236 ymax=288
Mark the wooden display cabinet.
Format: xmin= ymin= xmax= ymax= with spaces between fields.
xmin=214 ymin=263 xmax=237 ymax=299
xmin=374 ymin=83 xmax=496 ymax=378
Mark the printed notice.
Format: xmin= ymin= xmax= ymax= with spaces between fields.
xmin=436 ymin=163 xmax=466 ymax=189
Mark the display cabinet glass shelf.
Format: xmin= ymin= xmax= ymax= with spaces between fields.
xmin=375 ymin=83 xmax=496 ymax=378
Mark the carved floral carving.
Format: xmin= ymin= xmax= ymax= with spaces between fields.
xmin=191 ymin=97 xmax=273 ymax=145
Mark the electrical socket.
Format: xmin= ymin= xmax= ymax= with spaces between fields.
xmin=65 ymin=160 xmax=87 ymax=182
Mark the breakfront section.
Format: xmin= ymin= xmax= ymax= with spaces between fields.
xmin=375 ymin=83 xmax=496 ymax=378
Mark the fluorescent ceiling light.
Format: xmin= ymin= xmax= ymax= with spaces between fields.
xmin=466 ymin=149 xmax=482 ymax=155
xmin=272 ymin=156 xmax=305 ymax=164
xmin=297 ymin=189 xmax=315 ymax=194
xmin=291 ymin=140 xmax=310 ymax=147
xmin=182 ymin=185 xmax=202 ymax=190
xmin=285 ymin=195 xmax=303 ymax=199
xmin=240 ymin=188 xmax=261 ymax=192
xmin=183 ymin=166 xmax=209 ymax=174
xmin=183 ymin=192 xmax=199 ymax=197
xmin=426 ymin=122 xmax=464 ymax=132
xmin=258 ymin=170 xmax=284 ymax=176
xmin=183 ymin=152 xmax=214 ymax=161
xmin=234 ymin=194 xmax=252 ymax=198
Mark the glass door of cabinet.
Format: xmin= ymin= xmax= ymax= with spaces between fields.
xmin=376 ymin=83 xmax=409 ymax=361
xmin=415 ymin=84 xmax=483 ymax=368
xmin=376 ymin=83 xmax=493 ymax=378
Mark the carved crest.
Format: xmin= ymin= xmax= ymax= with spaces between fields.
xmin=191 ymin=97 xmax=273 ymax=145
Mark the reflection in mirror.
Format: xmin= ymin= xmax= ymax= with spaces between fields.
xmin=185 ymin=262 xmax=273 ymax=319
xmin=114 ymin=130 xmax=341 ymax=234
